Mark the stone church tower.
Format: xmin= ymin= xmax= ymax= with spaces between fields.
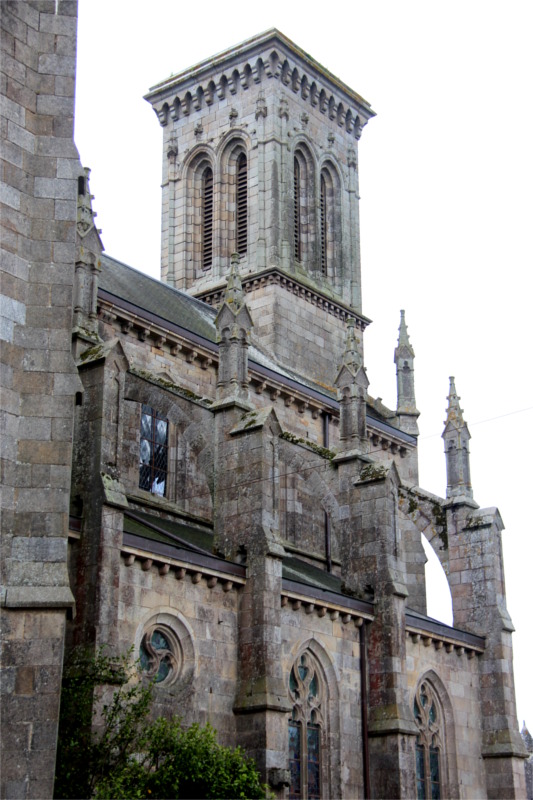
xmin=1 ymin=14 xmax=528 ymax=800
xmin=145 ymin=30 xmax=374 ymax=389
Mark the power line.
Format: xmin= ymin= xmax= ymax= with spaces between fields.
xmin=420 ymin=405 xmax=533 ymax=441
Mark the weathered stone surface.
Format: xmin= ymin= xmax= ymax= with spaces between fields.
xmin=2 ymin=12 xmax=526 ymax=800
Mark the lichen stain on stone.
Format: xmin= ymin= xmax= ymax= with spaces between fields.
xmin=279 ymin=430 xmax=336 ymax=461
xmin=359 ymin=463 xmax=388 ymax=482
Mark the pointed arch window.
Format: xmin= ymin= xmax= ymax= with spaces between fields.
xmin=320 ymin=167 xmax=338 ymax=279
xmin=288 ymin=652 xmax=324 ymax=800
xmin=236 ymin=152 xmax=247 ymax=257
xmin=414 ymin=680 xmax=443 ymax=799
xmin=202 ymin=166 xmax=213 ymax=269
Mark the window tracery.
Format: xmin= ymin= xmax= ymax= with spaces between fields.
xmin=288 ymin=652 xmax=324 ymax=800
xmin=140 ymin=625 xmax=180 ymax=685
xmin=414 ymin=680 xmax=443 ymax=799
xmin=136 ymin=612 xmax=196 ymax=696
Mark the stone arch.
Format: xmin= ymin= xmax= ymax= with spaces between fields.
xmin=217 ymin=133 xmax=250 ymax=266
xmin=412 ymin=670 xmax=459 ymax=800
xmin=398 ymin=491 xmax=453 ymax=617
xmin=279 ymin=440 xmax=340 ymax=559
xmin=398 ymin=491 xmax=449 ymax=573
xmin=183 ymin=147 xmax=216 ymax=281
xmin=293 ymin=140 xmax=317 ymax=267
xmin=287 ymin=637 xmax=341 ymax=800
xmin=318 ymin=158 xmax=343 ymax=283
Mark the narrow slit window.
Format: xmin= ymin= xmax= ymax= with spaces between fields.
xmin=236 ymin=153 xmax=247 ymax=257
xmin=202 ymin=166 xmax=213 ymax=269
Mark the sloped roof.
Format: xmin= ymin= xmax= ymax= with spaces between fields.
xmin=98 ymin=255 xmax=416 ymax=443
xmin=100 ymin=255 xmax=217 ymax=342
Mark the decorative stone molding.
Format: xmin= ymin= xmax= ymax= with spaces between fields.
xmin=281 ymin=587 xmax=373 ymax=626
xmin=121 ymin=546 xmax=245 ymax=588
xmin=406 ymin=628 xmax=484 ymax=656
xmin=197 ymin=268 xmax=370 ymax=329
xmin=146 ymin=32 xmax=375 ymax=140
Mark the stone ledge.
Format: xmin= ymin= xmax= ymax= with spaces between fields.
xmin=1 ymin=585 xmax=74 ymax=608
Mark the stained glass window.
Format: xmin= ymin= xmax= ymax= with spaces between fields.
xmin=288 ymin=652 xmax=323 ymax=800
xmin=414 ymin=681 xmax=442 ymax=799
xmin=139 ymin=405 xmax=168 ymax=496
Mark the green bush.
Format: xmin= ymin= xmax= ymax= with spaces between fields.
xmin=54 ymin=647 xmax=269 ymax=799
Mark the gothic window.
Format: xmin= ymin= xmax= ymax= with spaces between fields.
xmin=293 ymin=148 xmax=315 ymax=266
xmin=236 ymin=152 xmax=247 ymax=257
xmin=139 ymin=404 xmax=168 ymax=496
xmin=140 ymin=624 xmax=180 ymax=686
xmin=414 ymin=680 xmax=443 ymax=799
xmin=202 ymin=166 xmax=214 ymax=269
xmin=319 ymin=165 xmax=339 ymax=280
xmin=288 ymin=652 xmax=324 ymax=800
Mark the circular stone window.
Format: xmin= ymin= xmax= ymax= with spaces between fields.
xmin=139 ymin=624 xmax=181 ymax=686
xmin=136 ymin=612 xmax=196 ymax=694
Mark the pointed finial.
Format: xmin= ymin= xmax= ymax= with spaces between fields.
xmin=341 ymin=317 xmax=362 ymax=371
xmin=77 ymin=166 xmax=103 ymax=240
xmin=395 ymin=309 xmax=415 ymax=358
xmin=444 ymin=376 xmax=466 ymax=427
xmin=224 ymin=253 xmax=245 ymax=310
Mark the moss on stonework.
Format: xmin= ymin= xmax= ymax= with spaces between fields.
xmin=359 ymin=463 xmax=388 ymax=482
xmin=75 ymin=326 xmax=99 ymax=342
xmin=464 ymin=515 xmax=485 ymax=530
xmin=241 ymin=411 xmax=259 ymax=429
xmin=279 ymin=431 xmax=336 ymax=461
xmin=432 ymin=503 xmax=448 ymax=548
xmin=399 ymin=488 xmax=419 ymax=515
xmin=131 ymin=368 xmax=212 ymax=405
xmin=79 ymin=344 xmax=105 ymax=361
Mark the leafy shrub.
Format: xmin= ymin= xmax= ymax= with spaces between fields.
xmin=54 ymin=647 xmax=269 ymax=799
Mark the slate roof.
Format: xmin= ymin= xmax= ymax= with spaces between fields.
xmin=99 ymin=255 xmax=416 ymax=444
xmin=100 ymin=255 xmax=217 ymax=343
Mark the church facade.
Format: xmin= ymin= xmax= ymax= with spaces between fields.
xmin=0 ymin=5 xmax=527 ymax=798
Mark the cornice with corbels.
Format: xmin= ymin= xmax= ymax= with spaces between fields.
xmin=97 ymin=296 xmax=412 ymax=452
xmin=148 ymin=47 xmax=373 ymax=140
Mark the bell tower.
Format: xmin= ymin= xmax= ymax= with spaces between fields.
xmin=146 ymin=30 xmax=375 ymax=386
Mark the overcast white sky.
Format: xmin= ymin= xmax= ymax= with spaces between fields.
xmin=75 ymin=0 xmax=533 ymax=728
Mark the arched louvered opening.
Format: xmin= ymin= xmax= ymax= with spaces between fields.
xmin=293 ymin=147 xmax=315 ymax=268
xmin=320 ymin=173 xmax=328 ymax=275
xmin=236 ymin=152 xmax=247 ymax=257
xmin=201 ymin=166 xmax=213 ymax=270
xmin=319 ymin=164 xmax=339 ymax=281
xmin=294 ymin=157 xmax=302 ymax=261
